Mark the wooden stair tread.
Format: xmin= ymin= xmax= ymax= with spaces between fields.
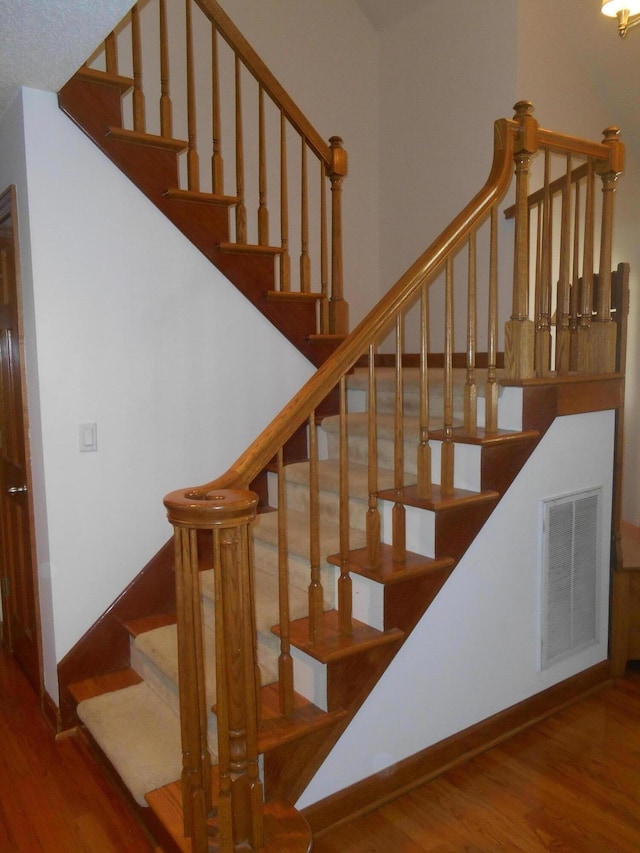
xmin=378 ymin=483 xmax=500 ymax=512
xmin=163 ymin=187 xmax=238 ymax=206
xmin=265 ymin=290 xmax=324 ymax=303
xmin=327 ymin=544 xmax=455 ymax=584
xmin=146 ymin=773 xmax=312 ymax=853
xmin=68 ymin=668 xmax=142 ymax=705
xmin=427 ymin=427 xmax=540 ymax=446
xmin=275 ymin=610 xmax=403 ymax=663
xmin=75 ymin=66 xmax=133 ymax=93
xmin=106 ymin=126 xmax=188 ymax=152
xmin=258 ymin=684 xmax=348 ymax=753
xmin=217 ymin=241 xmax=283 ymax=256
xmin=122 ymin=612 xmax=177 ymax=637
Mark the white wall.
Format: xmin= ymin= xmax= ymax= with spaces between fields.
xmin=17 ymin=87 xmax=315 ymax=700
xmin=298 ymin=408 xmax=615 ymax=806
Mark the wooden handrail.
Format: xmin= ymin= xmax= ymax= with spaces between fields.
xmin=193 ymin=0 xmax=333 ymax=167
xmin=164 ymin=116 xmax=518 ymax=515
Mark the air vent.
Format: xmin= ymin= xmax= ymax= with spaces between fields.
xmin=541 ymin=488 xmax=601 ymax=669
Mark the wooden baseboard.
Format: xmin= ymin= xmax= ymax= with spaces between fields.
xmin=42 ymin=689 xmax=62 ymax=734
xmin=303 ymin=661 xmax=611 ymax=836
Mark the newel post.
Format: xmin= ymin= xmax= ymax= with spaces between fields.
xmin=328 ymin=136 xmax=349 ymax=335
xmin=164 ymin=487 xmax=263 ymax=853
xmin=505 ymin=101 xmax=538 ymax=380
xmin=592 ymin=126 xmax=624 ymax=374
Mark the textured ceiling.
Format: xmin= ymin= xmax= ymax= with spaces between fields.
xmin=0 ymin=0 xmax=131 ymax=118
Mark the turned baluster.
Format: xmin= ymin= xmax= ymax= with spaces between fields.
xmin=280 ymin=112 xmax=291 ymax=291
xmin=105 ymin=32 xmax=118 ymax=75
xmin=392 ymin=316 xmax=406 ymax=562
xmin=235 ymin=55 xmax=247 ymax=243
xmin=485 ymin=206 xmax=499 ymax=433
xmin=211 ymin=25 xmax=224 ymax=194
xmin=577 ymin=160 xmax=595 ymax=373
xmin=366 ymin=344 xmax=381 ymax=567
xmin=505 ymin=100 xmax=537 ymax=380
xmin=300 ymin=140 xmax=311 ymax=292
xmin=258 ymin=87 xmax=269 ymax=246
xmin=417 ymin=282 xmax=432 ymax=498
xmin=441 ymin=258 xmax=455 ymax=496
xmin=159 ymin=0 xmax=172 ymax=138
xmin=593 ymin=126 xmax=624 ymax=374
xmin=536 ymin=150 xmax=552 ymax=377
xmin=131 ymin=4 xmax=145 ymax=133
xmin=338 ymin=375 xmax=352 ymax=634
xmin=185 ymin=0 xmax=199 ymax=191
xmin=464 ymin=232 xmax=477 ymax=434
xmin=569 ymin=178 xmax=581 ymax=372
xmin=277 ymin=449 xmax=294 ymax=717
xmin=308 ymin=411 xmax=324 ymax=642
xmin=328 ymin=137 xmax=348 ymax=334
xmin=320 ymin=163 xmax=329 ymax=332
xmin=555 ymin=156 xmax=572 ymax=374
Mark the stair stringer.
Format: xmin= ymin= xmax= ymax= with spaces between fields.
xmin=295 ymin=405 xmax=616 ymax=810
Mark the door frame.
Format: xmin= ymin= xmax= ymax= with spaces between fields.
xmin=0 ymin=184 xmax=42 ymax=696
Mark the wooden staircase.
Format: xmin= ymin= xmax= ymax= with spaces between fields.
xmin=54 ymin=3 xmax=629 ymax=852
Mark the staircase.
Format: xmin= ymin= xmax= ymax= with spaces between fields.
xmin=55 ymin=3 xmax=629 ymax=852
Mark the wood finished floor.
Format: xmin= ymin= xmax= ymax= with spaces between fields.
xmin=2 ymin=644 xmax=640 ymax=852
xmin=314 ymin=663 xmax=640 ymax=852
xmin=0 ymin=648 xmax=158 ymax=852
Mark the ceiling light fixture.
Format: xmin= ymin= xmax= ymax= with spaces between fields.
xmin=601 ymin=0 xmax=640 ymax=37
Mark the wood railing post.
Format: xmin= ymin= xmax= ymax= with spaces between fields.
xmin=164 ymin=489 xmax=263 ymax=853
xmin=328 ymin=136 xmax=349 ymax=335
xmin=593 ymin=126 xmax=624 ymax=374
xmin=505 ymin=100 xmax=537 ymax=380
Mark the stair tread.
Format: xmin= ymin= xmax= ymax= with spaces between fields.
xmin=76 ymin=66 xmax=133 ymax=92
xmin=217 ymin=241 xmax=283 ymax=256
xmin=428 ymin=426 xmax=540 ymax=446
xmin=378 ymin=483 xmax=500 ymax=511
xmin=106 ymin=126 xmax=188 ymax=152
xmin=275 ymin=610 xmax=403 ymax=663
xmin=69 ymin=667 xmax=142 ymax=705
xmin=163 ymin=187 xmax=239 ymax=206
xmin=327 ymin=543 xmax=455 ymax=584
xmin=258 ymin=683 xmax=348 ymax=753
xmin=123 ymin=612 xmax=176 ymax=637
xmin=265 ymin=290 xmax=324 ymax=302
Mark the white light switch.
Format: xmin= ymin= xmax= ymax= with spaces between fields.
xmin=79 ymin=422 xmax=98 ymax=452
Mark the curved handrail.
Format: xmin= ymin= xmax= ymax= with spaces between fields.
xmin=164 ymin=116 xmax=519 ymax=520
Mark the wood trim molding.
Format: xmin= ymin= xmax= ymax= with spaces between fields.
xmin=303 ymin=662 xmax=611 ymax=836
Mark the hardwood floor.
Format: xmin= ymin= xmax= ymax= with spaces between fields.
xmin=314 ymin=664 xmax=640 ymax=852
xmin=0 ymin=648 xmax=158 ymax=852
xmin=3 ymin=641 xmax=640 ymax=852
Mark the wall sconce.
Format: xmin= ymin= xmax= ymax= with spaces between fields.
xmin=601 ymin=1 xmax=640 ymax=37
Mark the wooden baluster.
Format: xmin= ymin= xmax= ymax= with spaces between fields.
xmin=173 ymin=527 xmax=210 ymax=851
xmin=211 ymin=25 xmax=224 ymax=194
xmin=505 ymin=101 xmax=537 ymax=380
xmin=131 ymin=4 xmax=145 ymax=133
xmin=417 ymin=283 xmax=432 ymax=498
xmin=555 ymin=155 xmax=572 ymax=374
xmin=279 ymin=112 xmax=290 ymax=291
xmin=392 ymin=316 xmax=406 ymax=562
xmin=258 ymin=87 xmax=269 ymax=246
xmin=308 ymin=411 xmax=324 ymax=642
xmin=338 ymin=375 xmax=352 ymax=634
xmin=235 ymin=54 xmax=247 ymax=243
xmin=533 ymin=199 xmax=543 ymax=372
xmin=276 ymin=449 xmax=294 ymax=717
xmin=159 ymin=0 xmax=172 ymax=138
xmin=300 ymin=140 xmax=311 ymax=292
xmin=593 ymin=126 xmax=624 ymax=374
xmin=577 ymin=160 xmax=595 ymax=373
xmin=328 ymin=137 xmax=348 ymax=334
xmin=464 ymin=232 xmax=477 ymax=435
xmin=185 ymin=0 xmax=199 ymax=191
xmin=211 ymin=492 xmax=264 ymax=852
xmin=366 ymin=344 xmax=381 ymax=567
xmin=105 ymin=32 xmax=118 ymax=75
xmin=320 ymin=162 xmax=329 ymax=333
xmin=536 ymin=149 xmax=552 ymax=377
xmin=485 ymin=206 xmax=499 ymax=433
xmin=441 ymin=258 xmax=455 ymax=496
xmin=569 ymin=178 xmax=581 ymax=372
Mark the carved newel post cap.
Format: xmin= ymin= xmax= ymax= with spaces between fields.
xmin=164 ymin=486 xmax=258 ymax=529
xmin=513 ymin=100 xmax=534 ymax=120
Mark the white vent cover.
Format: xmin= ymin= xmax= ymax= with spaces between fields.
xmin=540 ymin=488 xmax=601 ymax=669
